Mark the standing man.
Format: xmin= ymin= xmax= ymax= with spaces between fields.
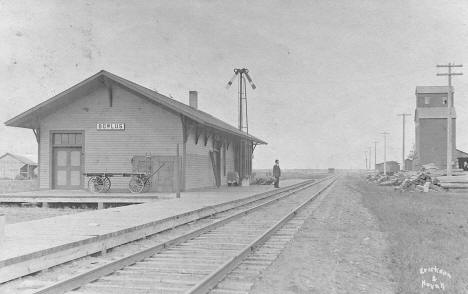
xmin=273 ymin=159 xmax=281 ymax=188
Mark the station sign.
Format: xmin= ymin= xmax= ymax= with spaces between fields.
xmin=96 ymin=123 xmax=125 ymax=130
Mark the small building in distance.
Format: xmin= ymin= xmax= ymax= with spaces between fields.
xmin=0 ymin=153 xmax=37 ymax=179
xmin=5 ymin=70 xmax=266 ymax=192
xmin=404 ymin=158 xmax=413 ymax=171
xmin=456 ymin=149 xmax=468 ymax=170
xmin=414 ymin=86 xmax=456 ymax=170
xmin=375 ymin=161 xmax=400 ymax=174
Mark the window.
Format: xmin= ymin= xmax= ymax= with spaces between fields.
xmin=424 ymin=97 xmax=431 ymax=104
xmin=53 ymin=133 xmax=83 ymax=146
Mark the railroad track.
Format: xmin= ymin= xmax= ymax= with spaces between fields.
xmin=32 ymin=177 xmax=336 ymax=294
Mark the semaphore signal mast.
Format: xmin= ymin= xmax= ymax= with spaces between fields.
xmin=226 ymin=68 xmax=256 ymax=134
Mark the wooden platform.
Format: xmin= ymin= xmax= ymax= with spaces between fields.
xmin=437 ymin=173 xmax=468 ymax=192
xmin=0 ymin=189 xmax=173 ymax=204
xmin=0 ymin=179 xmax=306 ymax=283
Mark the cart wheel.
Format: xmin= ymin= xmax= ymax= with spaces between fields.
xmin=89 ymin=176 xmax=105 ymax=193
xmin=88 ymin=177 xmax=97 ymax=192
xmin=129 ymin=176 xmax=144 ymax=193
xmin=103 ymin=177 xmax=111 ymax=192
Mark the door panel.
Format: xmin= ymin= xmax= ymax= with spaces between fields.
xmin=70 ymin=171 xmax=81 ymax=185
xmin=57 ymin=150 xmax=67 ymax=166
xmin=70 ymin=151 xmax=81 ymax=166
xmin=56 ymin=170 xmax=67 ymax=186
xmin=53 ymin=147 xmax=82 ymax=189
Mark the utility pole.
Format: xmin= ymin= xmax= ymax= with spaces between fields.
xmin=437 ymin=63 xmax=463 ymax=176
xmin=369 ymin=146 xmax=372 ymax=169
xmin=381 ymin=132 xmax=389 ymax=175
xmin=397 ymin=113 xmax=411 ymax=171
xmin=364 ymin=151 xmax=368 ymax=170
xmin=373 ymin=141 xmax=378 ymax=170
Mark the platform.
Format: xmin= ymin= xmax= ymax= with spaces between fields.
xmin=0 ymin=179 xmax=310 ymax=283
xmin=0 ymin=189 xmax=172 ymax=204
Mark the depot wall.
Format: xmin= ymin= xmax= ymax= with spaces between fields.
xmin=38 ymin=83 xmax=240 ymax=192
xmin=39 ymin=85 xmax=183 ymax=190
xmin=184 ymin=129 xmax=236 ymax=190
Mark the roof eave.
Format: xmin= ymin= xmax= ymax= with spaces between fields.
xmin=5 ymin=70 xmax=106 ymax=129
xmin=5 ymin=70 xmax=268 ymax=144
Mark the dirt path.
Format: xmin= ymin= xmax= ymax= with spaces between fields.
xmin=250 ymin=176 xmax=395 ymax=294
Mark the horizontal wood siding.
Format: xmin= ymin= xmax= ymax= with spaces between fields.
xmin=225 ymin=144 xmax=235 ymax=183
xmin=184 ymin=131 xmax=215 ymax=190
xmin=39 ymin=85 xmax=183 ymax=190
xmin=184 ymin=130 xmax=237 ymax=189
xmin=0 ymin=156 xmax=23 ymax=179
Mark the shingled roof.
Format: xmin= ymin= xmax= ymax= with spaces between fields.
xmin=5 ymin=70 xmax=266 ymax=144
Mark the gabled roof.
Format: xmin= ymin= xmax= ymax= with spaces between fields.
xmin=415 ymin=86 xmax=453 ymax=94
xmin=5 ymin=70 xmax=266 ymax=144
xmin=456 ymin=149 xmax=468 ymax=158
xmin=0 ymin=153 xmax=37 ymax=165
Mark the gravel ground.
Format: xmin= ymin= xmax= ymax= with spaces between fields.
xmin=250 ymin=176 xmax=395 ymax=294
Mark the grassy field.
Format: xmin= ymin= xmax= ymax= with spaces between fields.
xmin=1 ymin=204 xmax=89 ymax=224
xmin=0 ymin=179 xmax=38 ymax=193
xmin=356 ymin=177 xmax=468 ymax=293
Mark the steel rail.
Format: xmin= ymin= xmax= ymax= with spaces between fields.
xmin=187 ymin=177 xmax=336 ymax=294
xmin=14 ymin=178 xmax=313 ymax=282
xmin=32 ymin=176 xmax=333 ymax=294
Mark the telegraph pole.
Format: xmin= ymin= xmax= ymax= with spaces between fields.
xmin=364 ymin=151 xmax=368 ymax=170
xmin=397 ymin=113 xmax=411 ymax=171
xmin=381 ymin=132 xmax=389 ymax=175
xmin=369 ymin=146 xmax=372 ymax=170
xmin=437 ymin=63 xmax=463 ymax=176
xmin=373 ymin=141 xmax=378 ymax=170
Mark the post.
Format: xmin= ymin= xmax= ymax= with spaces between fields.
xmin=381 ymin=132 xmax=389 ymax=175
xmin=437 ymin=63 xmax=463 ymax=176
xmin=398 ymin=114 xmax=411 ymax=171
xmin=239 ymin=72 xmax=243 ymax=131
xmin=364 ymin=151 xmax=368 ymax=170
xmin=384 ymin=136 xmax=387 ymax=175
xmin=369 ymin=146 xmax=372 ymax=170
xmin=373 ymin=141 xmax=378 ymax=170
xmin=445 ymin=64 xmax=454 ymax=177
xmin=176 ymin=144 xmax=181 ymax=198
xmin=0 ymin=213 xmax=5 ymax=245
xmin=402 ymin=115 xmax=405 ymax=170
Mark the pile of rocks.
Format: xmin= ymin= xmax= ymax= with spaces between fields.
xmin=366 ymin=169 xmax=445 ymax=192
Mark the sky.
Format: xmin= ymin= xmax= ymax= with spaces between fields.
xmin=1 ymin=0 xmax=468 ymax=169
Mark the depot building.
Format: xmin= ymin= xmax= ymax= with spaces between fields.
xmin=5 ymin=70 xmax=266 ymax=192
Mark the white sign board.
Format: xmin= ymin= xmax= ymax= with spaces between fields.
xmin=96 ymin=123 xmax=125 ymax=130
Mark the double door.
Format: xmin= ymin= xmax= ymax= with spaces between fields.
xmin=53 ymin=147 xmax=82 ymax=189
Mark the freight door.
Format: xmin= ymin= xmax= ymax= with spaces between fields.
xmin=53 ymin=147 xmax=82 ymax=189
